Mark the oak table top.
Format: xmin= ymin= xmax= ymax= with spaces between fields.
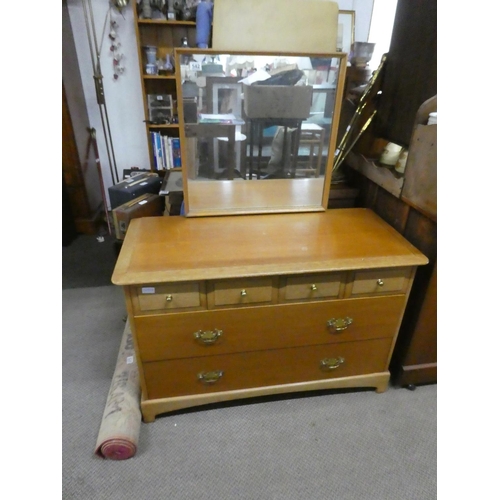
xmin=112 ymin=208 xmax=428 ymax=286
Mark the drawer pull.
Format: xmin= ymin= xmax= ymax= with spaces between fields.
xmin=240 ymin=289 xmax=247 ymax=297
xmin=165 ymin=294 xmax=173 ymax=302
xmin=327 ymin=317 xmax=353 ymax=332
xmin=377 ymin=279 xmax=384 ymax=287
xmin=311 ymin=284 xmax=318 ymax=291
xmin=194 ymin=329 xmax=223 ymax=345
xmin=197 ymin=370 xmax=224 ymax=384
xmin=320 ymin=357 xmax=345 ymax=371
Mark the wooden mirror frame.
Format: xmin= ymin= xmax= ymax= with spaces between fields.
xmin=175 ymin=49 xmax=347 ymax=217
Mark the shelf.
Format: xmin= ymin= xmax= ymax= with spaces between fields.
xmin=143 ymin=75 xmax=176 ymax=80
xmin=147 ymin=124 xmax=180 ymax=129
xmin=135 ymin=3 xmax=196 ymax=171
xmin=345 ymin=152 xmax=404 ymax=198
xmin=138 ymin=19 xmax=196 ymax=26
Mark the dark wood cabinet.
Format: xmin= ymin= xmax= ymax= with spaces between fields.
xmin=343 ymin=0 xmax=437 ymax=387
xmin=62 ymin=0 xmax=104 ymax=236
xmin=348 ymin=171 xmax=437 ymax=386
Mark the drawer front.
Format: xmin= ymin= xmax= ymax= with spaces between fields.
xmin=282 ymin=272 xmax=343 ymax=302
xmin=134 ymin=282 xmax=202 ymax=312
xmin=134 ymin=295 xmax=406 ymax=362
xmin=143 ymin=337 xmax=393 ymax=400
xmin=210 ymin=277 xmax=274 ymax=307
xmin=350 ymin=267 xmax=412 ymax=296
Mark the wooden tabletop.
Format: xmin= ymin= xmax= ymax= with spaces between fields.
xmin=112 ymin=208 xmax=428 ymax=285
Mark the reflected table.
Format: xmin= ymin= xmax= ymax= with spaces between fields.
xmin=247 ymin=118 xmax=304 ymax=180
xmin=185 ymin=118 xmax=244 ymax=180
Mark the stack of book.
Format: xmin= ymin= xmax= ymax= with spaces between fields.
xmin=150 ymin=132 xmax=182 ymax=170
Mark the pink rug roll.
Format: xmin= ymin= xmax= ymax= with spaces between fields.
xmin=98 ymin=438 xmax=136 ymax=460
xmin=95 ymin=319 xmax=141 ymax=460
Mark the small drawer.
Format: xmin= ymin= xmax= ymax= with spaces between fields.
xmin=282 ymin=273 xmax=343 ymax=302
xmin=350 ymin=267 xmax=412 ymax=296
xmin=210 ymin=277 xmax=274 ymax=308
xmin=134 ymin=282 xmax=202 ymax=312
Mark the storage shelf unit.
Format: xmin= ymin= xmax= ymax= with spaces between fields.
xmin=133 ymin=1 xmax=199 ymax=171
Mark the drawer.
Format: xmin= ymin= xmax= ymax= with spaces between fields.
xmin=350 ymin=267 xmax=412 ymax=297
xmin=132 ymin=282 xmax=203 ymax=313
xmin=209 ymin=277 xmax=275 ymax=308
xmin=281 ymin=272 xmax=343 ymax=302
xmin=134 ymin=295 xmax=406 ymax=362
xmin=142 ymin=337 xmax=393 ymax=399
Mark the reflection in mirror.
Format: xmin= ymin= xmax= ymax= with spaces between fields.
xmin=175 ymin=50 xmax=347 ymax=216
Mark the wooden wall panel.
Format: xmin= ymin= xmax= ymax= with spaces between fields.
xmin=374 ymin=0 xmax=437 ymax=147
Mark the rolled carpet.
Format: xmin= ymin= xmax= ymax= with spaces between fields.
xmin=94 ymin=318 xmax=141 ymax=460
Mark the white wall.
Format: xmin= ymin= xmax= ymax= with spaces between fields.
xmin=67 ymin=0 xmax=377 ymax=208
xmin=66 ymin=0 xmax=149 ymax=206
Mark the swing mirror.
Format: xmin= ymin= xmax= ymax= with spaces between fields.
xmin=175 ymin=49 xmax=347 ymax=217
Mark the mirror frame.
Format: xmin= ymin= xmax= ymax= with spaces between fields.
xmin=175 ymin=49 xmax=348 ymax=217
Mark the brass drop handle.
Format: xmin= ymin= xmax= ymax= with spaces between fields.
xmin=240 ymin=289 xmax=247 ymax=297
xmin=197 ymin=370 xmax=224 ymax=384
xmin=311 ymin=284 xmax=318 ymax=291
xmin=320 ymin=357 xmax=345 ymax=371
xmin=165 ymin=294 xmax=173 ymax=302
xmin=194 ymin=329 xmax=223 ymax=345
xmin=377 ymin=279 xmax=384 ymax=287
xmin=327 ymin=317 xmax=353 ymax=332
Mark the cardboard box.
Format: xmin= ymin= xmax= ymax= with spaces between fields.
xmin=108 ymin=172 xmax=162 ymax=209
xmin=243 ymin=85 xmax=313 ymax=119
xmin=112 ymin=193 xmax=165 ymax=240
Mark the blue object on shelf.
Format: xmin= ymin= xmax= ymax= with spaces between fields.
xmin=196 ymin=1 xmax=213 ymax=48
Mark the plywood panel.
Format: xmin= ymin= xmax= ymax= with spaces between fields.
xmin=213 ymin=0 xmax=338 ymax=52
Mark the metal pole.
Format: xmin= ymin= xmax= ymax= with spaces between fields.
xmin=81 ymin=0 xmax=120 ymax=186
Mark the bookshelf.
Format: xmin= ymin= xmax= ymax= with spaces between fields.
xmin=133 ymin=1 xmax=199 ymax=172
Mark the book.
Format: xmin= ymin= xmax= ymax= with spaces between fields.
xmin=171 ymin=138 xmax=182 ymax=168
xmin=150 ymin=131 xmax=158 ymax=170
xmin=156 ymin=132 xmax=165 ymax=170
xmin=163 ymin=135 xmax=172 ymax=170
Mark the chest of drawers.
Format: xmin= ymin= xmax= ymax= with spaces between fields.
xmin=112 ymin=208 xmax=428 ymax=422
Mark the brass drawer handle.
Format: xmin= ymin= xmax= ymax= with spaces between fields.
xmin=320 ymin=357 xmax=345 ymax=371
xmin=197 ymin=370 xmax=224 ymax=384
xmin=240 ymin=289 xmax=247 ymax=297
xmin=310 ymin=284 xmax=318 ymax=291
xmin=327 ymin=317 xmax=353 ymax=332
xmin=193 ymin=329 xmax=223 ymax=345
xmin=377 ymin=279 xmax=384 ymax=287
xmin=165 ymin=294 xmax=173 ymax=302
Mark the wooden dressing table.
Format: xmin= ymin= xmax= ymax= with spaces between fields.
xmin=112 ymin=208 xmax=428 ymax=422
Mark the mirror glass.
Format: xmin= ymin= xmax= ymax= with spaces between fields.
xmin=175 ymin=49 xmax=347 ymax=216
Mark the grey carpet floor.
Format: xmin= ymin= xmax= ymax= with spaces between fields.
xmin=62 ymin=233 xmax=119 ymax=289
xmin=62 ymin=285 xmax=436 ymax=500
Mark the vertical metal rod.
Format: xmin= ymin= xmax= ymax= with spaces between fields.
xmin=81 ymin=0 xmax=120 ymax=186
xmin=89 ymin=128 xmax=113 ymax=235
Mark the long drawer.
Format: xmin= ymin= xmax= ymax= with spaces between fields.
xmin=134 ymin=295 xmax=406 ymax=362
xmin=142 ymin=337 xmax=393 ymax=400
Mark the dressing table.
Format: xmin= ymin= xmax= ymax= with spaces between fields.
xmin=113 ymin=209 xmax=427 ymax=422
xmin=111 ymin=50 xmax=428 ymax=422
